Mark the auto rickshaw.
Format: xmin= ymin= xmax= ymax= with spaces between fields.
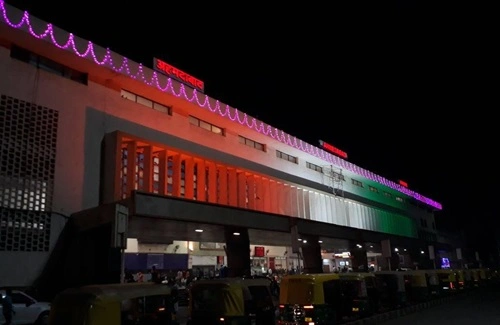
xmin=48 ymin=283 xmax=174 ymax=325
xmin=279 ymin=273 xmax=342 ymax=324
xmin=476 ymin=269 xmax=488 ymax=283
xmin=454 ymin=270 xmax=466 ymax=290
xmin=374 ymin=271 xmax=407 ymax=309
xmin=338 ymin=272 xmax=380 ymax=318
xmin=463 ymin=269 xmax=474 ymax=288
xmin=188 ymin=278 xmax=275 ymax=325
xmin=435 ymin=269 xmax=457 ymax=293
xmin=404 ymin=270 xmax=430 ymax=302
xmin=425 ymin=270 xmax=440 ymax=297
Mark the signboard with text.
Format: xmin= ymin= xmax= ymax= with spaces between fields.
xmin=254 ymin=246 xmax=265 ymax=257
xmin=399 ymin=180 xmax=408 ymax=188
xmin=153 ymin=58 xmax=205 ymax=92
xmin=319 ymin=140 xmax=348 ymax=159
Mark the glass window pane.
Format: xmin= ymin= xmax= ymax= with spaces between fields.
xmin=136 ymin=96 xmax=153 ymax=108
xmin=121 ymin=90 xmax=136 ymax=101
xmin=189 ymin=116 xmax=199 ymax=126
xmin=200 ymin=121 xmax=211 ymax=131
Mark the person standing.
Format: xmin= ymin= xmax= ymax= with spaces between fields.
xmin=1 ymin=288 xmax=15 ymax=325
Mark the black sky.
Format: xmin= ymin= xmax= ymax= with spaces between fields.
xmin=5 ymin=1 xmax=497 ymax=258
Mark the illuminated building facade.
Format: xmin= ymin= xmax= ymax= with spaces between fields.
xmin=0 ymin=1 xmax=457 ymax=289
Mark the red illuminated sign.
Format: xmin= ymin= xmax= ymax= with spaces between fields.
xmin=254 ymin=246 xmax=265 ymax=257
xmin=399 ymin=180 xmax=408 ymax=188
xmin=319 ymin=140 xmax=348 ymax=159
xmin=153 ymin=58 xmax=204 ymax=92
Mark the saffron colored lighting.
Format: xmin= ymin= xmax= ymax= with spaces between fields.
xmin=0 ymin=0 xmax=442 ymax=210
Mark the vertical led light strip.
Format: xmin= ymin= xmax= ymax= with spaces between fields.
xmin=0 ymin=0 xmax=442 ymax=210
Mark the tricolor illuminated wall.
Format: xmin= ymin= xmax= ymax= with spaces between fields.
xmin=0 ymin=1 xmax=442 ymax=211
xmin=102 ymin=132 xmax=417 ymax=238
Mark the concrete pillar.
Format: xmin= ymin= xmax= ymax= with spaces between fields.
xmin=300 ymin=235 xmax=323 ymax=274
xmin=349 ymin=242 xmax=368 ymax=272
xmin=224 ymin=227 xmax=250 ymax=277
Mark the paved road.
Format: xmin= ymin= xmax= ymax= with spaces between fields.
xmin=383 ymin=285 xmax=500 ymax=325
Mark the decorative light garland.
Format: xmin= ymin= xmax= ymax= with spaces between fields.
xmin=0 ymin=0 xmax=442 ymax=210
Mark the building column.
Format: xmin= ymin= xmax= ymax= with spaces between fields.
xmin=224 ymin=227 xmax=250 ymax=277
xmin=349 ymin=242 xmax=368 ymax=272
xmin=300 ymin=235 xmax=323 ymax=274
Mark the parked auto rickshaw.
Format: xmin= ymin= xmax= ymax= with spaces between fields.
xmin=435 ymin=269 xmax=457 ymax=292
xmin=470 ymin=269 xmax=481 ymax=287
xmin=454 ymin=270 xmax=466 ymax=290
xmin=338 ymin=272 xmax=380 ymax=318
xmin=476 ymin=269 xmax=488 ymax=283
xmin=425 ymin=270 xmax=440 ymax=296
xmin=374 ymin=271 xmax=407 ymax=309
xmin=404 ymin=270 xmax=430 ymax=302
xmin=188 ymin=278 xmax=275 ymax=325
xmin=278 ymin=274 xmax=341 ymax=324
xmin=48 ymin=282 xmax=174 ymax=325
xmin=463 ymin=269 xmax=474 ymax=288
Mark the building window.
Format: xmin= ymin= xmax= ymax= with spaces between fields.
xmin=383 ymin=191 xmax=392 ymax=198
xmin=276 ymin=150 xmax=298 ymax=164
xmin=395 ymin=196 xmax=404 ymax=202
xmin=352 ymin=179 xmax=363 ymax=187
xmin=238 ymin=136 xmax=265 ymax=151
xmin=368 ymin=186 xmax=378 ymax=193
xmin=189 ymin=116 xmax=224 ymax=135
xmin=121 ymin=90 xmax=172 ymax=115
xmin=10 ymin=45 xmax=88 ymax=85
xmin=332 ymin=172 xmax=345 ymax=181
xmin=306 ymin=162 xmax=323 ymax=173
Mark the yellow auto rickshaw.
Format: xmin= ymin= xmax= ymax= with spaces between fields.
xmin=338 ymin=272 xmax=380 ymax=318
xmin=425 ymin=270 xmax=440 ymax=296
xmin=48 ymin=283 xmax=174 ymax=325
xmin=435 ymin=269 xmax=457 ymax=292
xmin=454 ymin=270 xmax=466 ymax=290
xmin=374 ymin=271 xmax=407 ymax=309
xmin=279 ymin=273 xmax=342 ymax=324
xmin=188 ymin=278 xmax=275 ymax=325
xmin=404 ymin=270 xmax=430 ymax=302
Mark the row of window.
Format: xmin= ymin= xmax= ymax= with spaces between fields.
xmin=121 ymin=89 xmax=172 ymax=115
xmin=10 ymin=45 xmax=88 ymax=85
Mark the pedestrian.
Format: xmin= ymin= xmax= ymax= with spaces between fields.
xmin=1 ymin=288 xmax=15 ymax=325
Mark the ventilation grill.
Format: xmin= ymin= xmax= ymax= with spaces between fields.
xmin=0 ymin=94 xmax=59 ymax=252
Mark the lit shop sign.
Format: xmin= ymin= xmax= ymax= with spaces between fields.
xmin=319 ymin=140 xmax=348 ymax=159
xmin=399 ymin=180 xmax=408 ymax=188
xmin=153 ymin=58 xmax=205 ymax=92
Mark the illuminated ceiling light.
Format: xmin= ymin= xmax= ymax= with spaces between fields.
xmin=298 ymin=239 xmax=302 ymax=241
xmin=195 ymin=229 xmax=203 ymax=233
xmin=233 ymin=232 xmax=240 ymax=236
xmin=303 ymin=240 xmax=307 ymax=243
xmin=318 ymin=240 xmax=323 ymax=244
xmin=0 ymin=1 xmax=442 ymax=211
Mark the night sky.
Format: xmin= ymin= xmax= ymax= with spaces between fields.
xmin=5 ymin=1 xmax=497 ymax=260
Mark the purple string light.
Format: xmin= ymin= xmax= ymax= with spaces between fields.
xmin=0 ymin=0 xmax=442 ymax=210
